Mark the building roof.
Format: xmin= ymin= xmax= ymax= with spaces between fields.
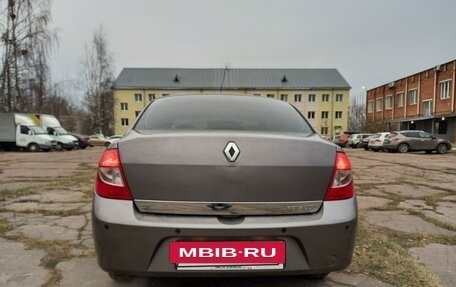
xmin=113 ymin=68 xmax=351 ymax=90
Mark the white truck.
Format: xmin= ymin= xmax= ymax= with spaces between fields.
xmin=34 ymin=114 xmax=78 ymax=151
xmin=0 ymin=113 xmax=56 ymax=151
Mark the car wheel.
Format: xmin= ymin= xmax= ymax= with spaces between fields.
xmin=65 ymin=147 xmax=73 ymax=151
xmin=436 ymin=144 xmax=448 ymax=154
xmin=373 ymin=149 xmax=379 ymax=152
xmin=108 ymin=272 xmax=134 ymax=282
xmin=28 ymin=143 xmax=39 ymax=152
xmin=364 ymin=146 xmax=369 ymax=151
xmin=80 ymin=146 xmax=87 ymax=150
xmin=42 ymin=149 xmax=51 ymax=152
xmin=104 ymin=142 xmax=110 ymax=147
xmin=397 ymin=143 xmax=409 ymax=153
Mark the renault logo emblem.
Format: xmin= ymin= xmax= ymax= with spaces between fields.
xmin=224 ymin=142 xmax=240 ymax=162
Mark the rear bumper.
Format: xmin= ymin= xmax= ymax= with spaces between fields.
xmin=382 ymin=144 xmax=397 ymax=150
xmin=368 ymin=143 xmax=383 ymax=149
xmin=92 ymin=193 xmax=357 ymax=277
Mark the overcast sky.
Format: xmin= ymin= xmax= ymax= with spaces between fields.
xmin=50 ymin=0 xmax=456 ymax=102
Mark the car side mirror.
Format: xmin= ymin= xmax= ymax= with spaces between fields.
xmin=431 ymin=136 xmax=436 ymax=139
xmin=28 ymin=130 xmax=32 ymax=136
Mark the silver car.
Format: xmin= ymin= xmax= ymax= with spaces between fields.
xmin=92 ymin=95 xmax=357 ymax=281
xmin=367 ymin=132 xmax=390 ymax=152
xmin=383 ymin=130 xmax=452 ymax=154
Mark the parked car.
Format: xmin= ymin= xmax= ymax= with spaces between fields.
xmin=107 ymin=135 xmax=123 ymax=143
xmin=71 ymin=133 xmax=90 ymax=149
xmin=360 ymin=135 xmax=375 ymax=150
xmin=89 ymin=134 xmax=110 ymax=147
xmin=348 ymin=133 xmax=373 ymax=148
xmin=367 ymin=132 xmax=390 ymax=152
xmin=334 ymin=134 xmax=350 ymax=147
xmin=92 ymin=95 xmax=357 ymax=281
xmin=382 ymin=130 xmax=451 ymax=154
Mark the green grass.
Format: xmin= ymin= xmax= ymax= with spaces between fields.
xmin=42 ymin=270 xmax=63 ymax=287
xmin=350 ymin=221 xmax=444 ymax=287
xmin=0 ymin=218 xmax=9 ymax=236
xmin=5 ymin=233 xmax=74 ymax=269
xmin=0 ymin=187 xmax=38 ymax=201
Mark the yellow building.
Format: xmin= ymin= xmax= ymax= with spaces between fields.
xmin=113 ymin=68 xmax=351 ymax=136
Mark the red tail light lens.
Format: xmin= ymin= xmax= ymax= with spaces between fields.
xmin=324 ymin=152 xmax=355 ymax=201
xmin=95 ymin=148 xmax=132 ymax=200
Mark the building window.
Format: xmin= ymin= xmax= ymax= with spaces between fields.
xmin=385 ymin=95 xmax=393 ymax=109
xmin=321 ymin=127 xmax=328 ymax=135
xmin=120 ymin=103 xmax=128 ymax=110
xmin=134 ymin=93 xmax=142 ymax=102
xmin=321 ymin=111 xmax=329 ymax=119
xmin=148 ymin=94 xmax=155 ymax=101
xmin=162 ymin=93 xmax=169 ymax=97
xmin=335 ymin=94 xmax=343 ymax=102
xmin=253 ymin=93 xmax=261 ymax=96
xmin=294 ymin=94 xmax=302 ymax=102
xmin=396 ymin=93 xmax=404 ymax=107
xmin=408 ymin=89 xmax=417 ymax=105
xmin=121 ymin=118 xmax=129 ymax=126
xmin=440 ymin=80 xmax=451 ymax=99
xmin=307 ymin=111 xmax=315 ymax=119
xmin=267 ymin=94 xmax=274 ymax=98
xmin=322 ymin=94 xmax=330 ymax=102
xmin=135 ymin=111 xmax=141 ymax=117
xmin=367 ymin=101 xmax=373 ymax=113
xmin=376 ymin=98 xmax=383 ymax=111
xmin=423 ymin=100 xmax=432 ymax=116
xmin=335 ymin=111 xmax=342 ymax=119
xmin=280 ymin=94 xmax=288 ymax=101
xmin=308 ymin=94 xmax=316 ymax=102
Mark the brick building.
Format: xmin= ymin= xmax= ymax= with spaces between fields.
xmin=366 ymin=59 xmax=456 ymax=142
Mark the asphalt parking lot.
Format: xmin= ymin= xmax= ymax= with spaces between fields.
xmin=0 ymin=147 xmax=455 ymax=287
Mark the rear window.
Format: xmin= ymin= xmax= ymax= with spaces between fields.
xmin=134 ymin=95 xmax=314 ymax=133
xmin=385 ymin=133 xmax=396 ymax=138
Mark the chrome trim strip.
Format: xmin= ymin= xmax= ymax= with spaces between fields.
xmin=134 ymin=200 xmax=322 ymax=215
xmin=177 ymin=263 xmax=284 ymax=271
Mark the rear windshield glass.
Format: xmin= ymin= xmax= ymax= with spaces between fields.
xmin=135 ymin=95 xmax=314 ymax=133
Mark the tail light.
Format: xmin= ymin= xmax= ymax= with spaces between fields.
xmin=324 ymin=151 xmax=355 ymax=201
xmin=95 ymin=148 xmax=132 ymax=200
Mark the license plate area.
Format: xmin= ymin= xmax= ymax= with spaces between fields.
xmin=170 ymin=241 xmax=286 ymax=270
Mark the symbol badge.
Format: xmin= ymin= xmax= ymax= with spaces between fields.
xmin=224 ymin=142 xmax=240 ymax=162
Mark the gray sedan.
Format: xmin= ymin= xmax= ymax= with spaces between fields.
xmin=92 ymin=95 xmax=357 ymax=281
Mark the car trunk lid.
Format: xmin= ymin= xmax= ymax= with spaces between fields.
xmin=119 ymin=131 xmax=336 ymax=215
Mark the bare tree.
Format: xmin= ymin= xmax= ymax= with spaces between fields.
xmin=80 ymin=26 xmax=114 ymax=136
xmin=348 ymin=92 xmax=366 ymax=132
xmin=0 ymin=0 xmax=56 ymax=112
